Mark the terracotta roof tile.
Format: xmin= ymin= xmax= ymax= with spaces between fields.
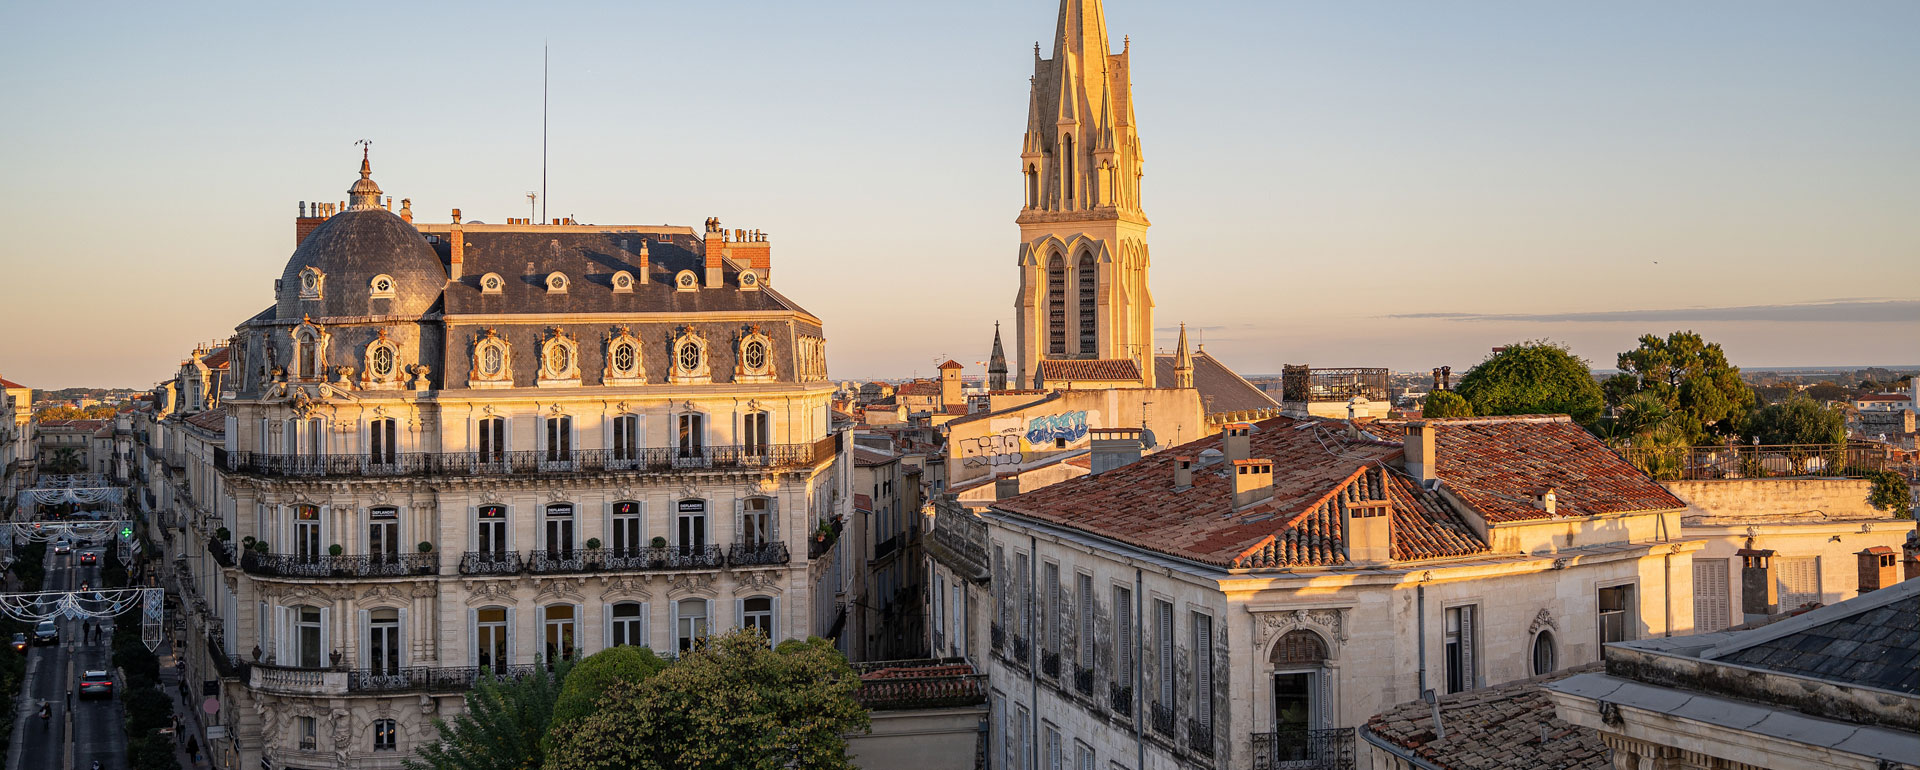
xmin=1151 ymin=351 xmax=1280 ymax=414
xmin=200 ymin=347 xmax=231 ymax=370
xmin=1426 ymin=416 xmax=1687 ymax=522
xmin=937 ymin=360 xmax=965 ymax=370
xmin=896 ymin=380 xmax=941 ymax=396
xmin=1037 ymin=358 xmax=1142 ymax=383
xmin=184 ymin=407 xmax=228 ymax=433
xmin=853 ymin=494 xmax=873 ymax=513
xmin=1366 ymin=666 xmax=1610 ymax=770
xmin=0 ymin=377 xmax=25 ymax=389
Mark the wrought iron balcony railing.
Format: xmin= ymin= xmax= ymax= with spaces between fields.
xmin=529 ymin=545 xmax=728 ymax=574
xmin=1186 ymin=719 xmax=1214 ymax=758
xmin=458 ymin=551 xmax=525 ymax=576
xmin=1011 ymin=636 xmax=1030 ymax=666
xmin=1251 ymin=728 xmax=1356 ymax=770
xmin=240 ymin=551 xmax=439 ymax=579
xmin=1073 ymin=663 xmax=1094 ymax=696
xmin=989 ymin=623 xmax=1005 ymax=651
xmin=222 ymin=438 xmax=838 ymax=480
xmin=208 ymin=538 xmax=235 ymax=569
xmin=1040 ymin=649 xmax=1060 ymax=679
xmin=1109 ymin=682 xmax=1133 ymax=717
xmin=808 ymin=517 xmax=844 ymax=560
xmin=728 ymin=541 xmax=791 ymax=567
xmin=1149 ymin=701 xmax=1175 ymax=737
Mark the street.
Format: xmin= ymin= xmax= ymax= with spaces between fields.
xmin=8 ymin=543 xmax=128 ymax=770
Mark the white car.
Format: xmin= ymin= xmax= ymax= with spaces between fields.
xmin=50 ymin=538 xmax=72 ymax=555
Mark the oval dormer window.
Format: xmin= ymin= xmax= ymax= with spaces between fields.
xmin=481 ymin=273 xmax=504 ymax=294
xmin=679 ymin=341 xmax=702 ymax=371
xmin=371 ymin=345 xmax=395 ymax=377
xmin=482 ymin=346 xmax=504 ymax=376
xmin=740 ymin=271 xmax=758 ymax=287
xmin=744 ymin=340 xmax=766 ymax=370
xmin=615 ymin=274 xmax=631 ymax=289
xmin=547 ymin=272 xmax=568 ymax=293
xmin=613 ymin=342 xmax=636 ymax=373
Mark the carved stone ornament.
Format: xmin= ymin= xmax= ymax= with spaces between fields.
xmin=1529 ymin=608 xmax=1559 ymax=636
xmin=463 ymin=582 xmax=515 ymax=606
xmin=361 ymin=584 xmax=404 ymax=605
xmin=1598 ymin=700 xmax=1624 ymax=728
xmin=755 ymin=477 xmax=777 ymax=493
xmin=479 ymin=488 xmax=503 ymax=504
xmin=740 ymin=571 xmax=783 ymax=594
xmin=614 ymin=485 xmax=637 ymax=502
xmin=546 ymin=489 xmax=570 ymax=504
xmin=369 ymin=489 xmax=392 ymax=505
xmin=534 ymin=580 xmax=584 ymax=603
xmin=1253 ymin=608 xmax=1348 ymax=648
xmin=419 ymin=694 xmax=437 ymax=715
xmin=668 ymin=573 xmax=714 ymax=597
xmin=598 ymin=576 xmax=651 ymax=600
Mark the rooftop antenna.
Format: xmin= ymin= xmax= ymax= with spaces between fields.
xmin=541 ymin=42 xmax=549 ymax=224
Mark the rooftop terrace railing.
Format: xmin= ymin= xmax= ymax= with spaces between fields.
xmin=1620 ymin=442 xmax=1911 ymax=482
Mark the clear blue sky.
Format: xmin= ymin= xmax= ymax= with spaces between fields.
xmin=2 ymin=1 xmax=1916 ymax=388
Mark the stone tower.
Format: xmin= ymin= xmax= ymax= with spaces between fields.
xmin=1013 ymin=0 xmax=1152 ymax=389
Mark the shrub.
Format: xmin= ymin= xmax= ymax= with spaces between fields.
xmin=123 ymin=687 xmax=172 ymax=733
xmin=1867 ymin=471 xmax=1913 ymax=519
xmin=418 ymin=541 xmax=434 ymax=553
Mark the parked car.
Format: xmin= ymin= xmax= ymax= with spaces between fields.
xmin=78 ymin=551 xmax=98 ymax=566
xmin=9 ymin=633 xmax=24 ymax=653
xmin=79 ymin=670 xmax=113 ymax=698
xmin=50 ymin=538 xmax=72 ymax=555
xmin=31 ymin=621 xmax=57 ymax=646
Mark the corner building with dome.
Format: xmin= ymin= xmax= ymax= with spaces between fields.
xmin=186 ymin=155 xmax=845 ymax=769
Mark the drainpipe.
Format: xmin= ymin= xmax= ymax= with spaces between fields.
xmin=1028 ymin=533 xmax=1039 ymax=770
xmin=1663 ymin=551 xmax=1673 ymax=638
xmin=1415 ymin=584 xmax=1427 ymax=695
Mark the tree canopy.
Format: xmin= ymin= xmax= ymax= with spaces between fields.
xmin=1608 ymin=331 xmax=1754 ymax=440
xmin=406 ymin=659 xmax=572 ymax=770
xmin=1421 ymin=390 xmax=1472 ymax=418
xmin=1742 ymin=397 xmax=1845 ymax=446
xmin=34 ymin=404 xmax=118 ymax=421
xmin=1453 ymin=341 xmax=1604 ymax=425
xmin=543 ymin=632 xmax=870 ymax=770
xmin=550 ymin=645 xmax=668 ymax=735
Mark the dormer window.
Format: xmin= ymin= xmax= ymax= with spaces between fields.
xmin=612 ymin=271 xmax=635 ymax=293
xmin=469 ymin=329 xmax=513 ymax=389
xmin=603 ymin=327 xmax=645 ymax=386
xmin=675 ymin=270 xmax=698 ymax=292
xmin=735 ymin=325 xmax=775 ymax=382
xmin=738 ymin=270 xmax=761 ymax=291
xmin=480 ymin=273 xmax=505 ymax=295
xmin=298 ymin=266 xmax=326 ymax=301
xmin=537 ymin=330 xmax=581 ymax=387
xmin=546 ymin=272 xmax=569 ymax=293
xmin=362 ymin=333 xmax=404 ymax=389
xmin=669 ymin=327 xmax=710 ymax=384
xmin=290 ymin=321 xmax=327 ymax=381
xmin=369 ymin=274 xmax=396 ymax=299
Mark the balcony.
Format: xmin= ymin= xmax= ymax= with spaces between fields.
xmin=872 ymin=534 xmax=900 ymax=562
xmin=1040 ymin=649 xmax=1060 ymax=679
xmin=519 ymin=546 xmax=729 ymax=575
xmin=1109 ymin=682 xmax=1133 ymax=717
xmin=1279 ymin=366 xmax=1389 ymax=404
xmin=240 ymin=551 xmax=439 ymax=579
xmin=807 ymin=517 xmax=843 ymax=560
xmin=989 ymin=623 xmax=1005 ymax=652
xmin=207 ymin=632 xmax=248 ymax=680
xmin=1186 ymin=719 xmax=1214 ymax=758
xmin=1150 ymin=701 xmax=1175 ymax=737
xmin=207 ymin=538 xmax=235 ymax=569
xmin=728 ymin=541 xmax=791 ymax=567
xmin=346 ymin=664 xmax=539 ymax=694
xmin=1251 ymin=728 xmax=1356 ymax=770
xmin=1011 ymin=636 xmax=1030 ymax=666
xmin=852 ymin=658 xmax=988 ymax=711
xmin=222 ymin=438 xmax=839 ymax=480
xmin=459 ymin=551 xmax=525 ymax=576
xmin=250 ymin=664 xmax=348 ymax=696
xmin=1073 ymin=664 xmax=1094 ymax=696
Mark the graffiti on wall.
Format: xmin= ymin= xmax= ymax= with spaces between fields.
xmin=960 ymin=410 xmax=1098 ymax=469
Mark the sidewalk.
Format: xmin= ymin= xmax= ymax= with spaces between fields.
xmin=157 ymin=640 xmax=210 ymax=770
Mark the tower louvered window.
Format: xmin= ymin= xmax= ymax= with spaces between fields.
xmin=1076 ymin=253 xmax=1096 ymax=356
xmin=1047 ymin=256 xmax=1067 ymax=355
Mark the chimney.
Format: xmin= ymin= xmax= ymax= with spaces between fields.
xmin=1090 ymin=428 xmax=1144 ymax=474
xmin=399 ymin=198 xmax=413 ymax=223
xmin=1405 ymin=423 xmax=1438 ymax=484
xmin=1533 ymin=488 xmax=1558 ymax=517
xmin=1232 ymin=459 xmax=1274 ymax=508
xmin=295 ymin=201 xmax=327 ymax=246
xmin=994 ymin=473 xmax=1021 ymax=500
xmin=1173 ymin=455 xmax=1194 ymax=489
xmin=1738 ymin=549 xmax=1777 ymax=623
xmin=448 ymin=219 xmax=465 ymax=280
xmin=705 ymin=233 xmax=724 ymax=289
xmin=1223 ymin=422 xmax=1252 ymax=464
xmin=1344 ymin=482 xmax=1393 ymax=564
xmin=1857 ymin=546 xmax=1898 ymax=593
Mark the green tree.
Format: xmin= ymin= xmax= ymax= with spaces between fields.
xmin=1802 ymin=383 xmax=1854 ymax=403
xmin=1420 ymin=390 xmax=1472 ymax=418
xmin=1453 ymin=341 xmax=1605 ymax=425
xmin=1742 ymin=397 xmax=1845 ymax=446
xmin=406 ymin=659 xmax=573 ymax=770
xmin=1611 ymin=331 xmax=1755 ymax=440
xmin=544 ymin=632 xmax=870 ymax=770
xmin=43 ymin=448 xmax=84 ymax=475
xmin=33 ymin=404 xmax=118 ymax=421
xmin=550 ymin=645 xmax=668 ymax=735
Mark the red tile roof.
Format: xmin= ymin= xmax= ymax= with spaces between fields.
xmin=853 ymin=494 xmax=873 ymax=513
xmin=896 ymin=380 xmax=941 ymax=396
xmin=37 ymin=419 xmax=108 ymax=430
xmin=995 ymin=415 xmax=1488 ymax=568
xmin=853 ymin=448 xmax=896 ymax=466
xmin=937 ymin=360 xmax=965 ymax=370
xmin=1366 ymin=666 xmax=1609 ymax=770
xmin=1425 ymin=416 xmax=1687 ymax=522
xmin=200 ymin=347 xmax=231 ymax=370
xmin=1038 ymin=358 xmax=1142 ymax=383
xmin=184 ymin=407 xmax=228 ymax=433
xmin=0 ymin=377 xmax=25 ymax=389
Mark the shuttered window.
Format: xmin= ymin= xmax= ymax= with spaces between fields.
xmin=1777 ymin=556 xmax=1822 ymax=610
xmin=1192 ymin=612 xmax=1214 ymax=728
xmin=1113 ymin=586 xmax=1133 ymax=687
xmin=1077 ymin=573 xmax=1096 ymax=667
xmin=1043 ymin=562 xmax=1060 ymax=651
xmin=1693 ymin=559 xmax=1730 ymax=633
xmin=1445 ymin=605 xmax=1476 ymax=694
xmin=1155 ymin=600 xmax=1174 ymax=704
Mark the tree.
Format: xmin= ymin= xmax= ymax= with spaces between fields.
xmin=544 ymin=632 xmax=870 ymax=770
xmin=406 ymin=659 xmax=573 ymax=770
xmin=1742 ymin=397 xmax=1845 ymax=446
xmin=1802 ymin=383 xmax=1854 ymax=403
xmin=1420 ymin=390 xmax=1472 ymax=418
xmin=1611 ymin=331 xmax=1755 ymax=440
xmin=550 ymin=645 xmax=668 ymax=735
xmin=33 ymin=404 xmax=117 ymax=421
xmin=44 ymin=448 xmax=84 ymax=475
xmin=1453 ymin=341 xmax=1605 ymax=425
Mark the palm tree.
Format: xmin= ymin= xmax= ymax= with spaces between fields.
xmin=404 ymin=657 xmax=573 ymax=770
xmin=45 ymin=448 xmax=84 ymax=475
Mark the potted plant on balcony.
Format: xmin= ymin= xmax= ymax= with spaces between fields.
xmin=216 ymin=527 xmax=231 ymax=542
xmin=416 ymin=541 xmax=435 ymax=574
xmin=585 ymin=537 xmax=601 ymax=550
xmin=253 ymin=541 xmax=270 ymax=554
xmin=649 ymin=536 xmax=669 ymax=568
xmin=242 ymin=535 xmax=256 ymax=549
xmin=327 ymin=543 xmax=346 ymax=576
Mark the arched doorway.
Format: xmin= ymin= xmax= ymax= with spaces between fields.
xmin=1263 ymin=629 xmax=1335 ymax=766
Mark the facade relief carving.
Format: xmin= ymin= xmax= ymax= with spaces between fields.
xmin=1253 ymin=607 xmax=1348 ymax=648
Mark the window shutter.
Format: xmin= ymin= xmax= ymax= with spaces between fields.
xmin=639 ymin=602 xmax=651 ymax=652
xmin=358 ymin=610 xmax=371 ymax=670
xmin=318 ymin=607 xmax=331 ymax=662
xmin=604 ymin=603 xmax=615 ymax=648
xmin=1115 ymin=589 xmax=1133 ymax=686
xmin=572 ymin=603 xmax=584 ymax=658
xmin=704 ymin=600 xmax=714 ymax=641
xmin=275 ymin=606 xmax=290 ymax=664
xmin=1460 ymin=605 xmax=1476 ymax=691
xmin=734 ymin=498 xmax=745 ymax=545
xmin=1078 ymin=574 xmax=1094 ymax=666
xmin=770 ymin=596 xmax=780 ymax=642
xmin=397 ymin=607 xmax=409 ymax=667
xmin=467 ymin=608 xmax=478 ymax=666
xmin=1157 ymin=601 xmax=1174 ymax=703
xmin=736 ymin=598 xmax=746 ymax=632
xmin=670 ymin=602 xmax=681 ymax=652
xmin=1195 ymin=614 xmax=1213 ymax=728
xmin=768 ymin=496 xmax=779 ymax=540
xmin=1693 ymin=559 xmax=1730 ymax=633
xmin=504 ymin=607 xmax=516 ymax=666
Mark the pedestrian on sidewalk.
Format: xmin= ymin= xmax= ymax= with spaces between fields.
xmin=186 ymin=735 xmax=199 ymax=764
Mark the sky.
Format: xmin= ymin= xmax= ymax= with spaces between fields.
xmin=1 ymin=1 xmax=1916 ymax=389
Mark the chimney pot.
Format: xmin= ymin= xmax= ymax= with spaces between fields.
xmin=1405 ymin=423 xmax=1438 ymax=484
xmin=1173 ymin=455 xmax=1194 ymax=489
xmin=1224 ymin=423 xmax=1252 ymax=464
xmin=451 ymin=208 xmax=462 ymax=225
xmin=1232 ymin=458 xmax=1274 ymax=508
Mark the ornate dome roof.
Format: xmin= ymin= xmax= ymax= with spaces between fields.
xmin=276 ymin=156 xmax=444 ymax=320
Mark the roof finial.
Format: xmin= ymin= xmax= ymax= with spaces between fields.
xmin=347 ymin=140 xmax=383 ymax=211
xmin=356 ymin=139 xmax=373 ymax=179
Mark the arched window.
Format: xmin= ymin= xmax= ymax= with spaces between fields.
xmin=1061 ymin=134 xmax=1075 ymax=207
xmin=1047 ymin=255 xmax=1067 ymax=355
xmin=742 ymin=596 xmax=774 ymax=641
xmin=1271 ymin=629 xmax=1328 ymax=667
xmin=610 ymin=602 xmax=645 ymax=647
xmin=544 ymin=604 xmax=577 ymax=663
xmin=679 ymin=341 xmax=702 ymax=371
xmin=1076 ymin=252 xmax=1097 ymax=356
xmin=295 ymin=330 xmax=320 ymax=380
xmin=1532 ymin=630 xmax=1556 ymax=676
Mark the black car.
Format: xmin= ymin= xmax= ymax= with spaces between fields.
xmin=9 ymin=633 xmax=24 ymax=653
xmin=78 ymin=551 xmax=98 ymax=566
xmin=31 ymin=621 xmax=57 ymax=646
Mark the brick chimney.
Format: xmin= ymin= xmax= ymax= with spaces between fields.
xmin=1090 ymin=428 xmax=1144 ymax=474
xmin=295 ymin=201 xmax=327 ymax=246
xmin=448 ymin=216 xmax=465 ymax=280
xmin=1404 ymin=422 xmax=1438 ymax=484
xmin=637 ymin=240 xmax=650 ymax=284
xmin=1232 ymin=459 xmax=1274 ymax=508
xmin=1172 ymin=455 xmax=1194 ymax=489
xmin=1857 ymin=546 xmax=1898 ymax=593
xmin=1223 ymin=423 xmax=1252 ymax=464
xmin=1738 ymin=548 xmax=1777 ymax=623
xmin=1344 ymin=492 xmax=1392 ymax=564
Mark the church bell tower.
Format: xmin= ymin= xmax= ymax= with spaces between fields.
xmin=1013 ymin=0 xmax=1152 ymax=389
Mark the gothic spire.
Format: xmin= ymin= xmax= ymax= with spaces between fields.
xmin=1173 ymin=322 xmax=1194 ymax=389
xmin=988 ymin=322 xmax=1010 ymax=391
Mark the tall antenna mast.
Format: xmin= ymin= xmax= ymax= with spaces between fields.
xmin=541 ymin=42 xmax=549 ymax=224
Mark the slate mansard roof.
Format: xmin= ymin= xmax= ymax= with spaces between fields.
xmin=993 ymin=415 xmax=1489 ymax=569
xmin=278 ymin=207 xmax=447 ymax=320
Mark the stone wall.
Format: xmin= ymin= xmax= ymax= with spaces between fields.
xmin=1663 ymin=479 xmax=1883 ymax=523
